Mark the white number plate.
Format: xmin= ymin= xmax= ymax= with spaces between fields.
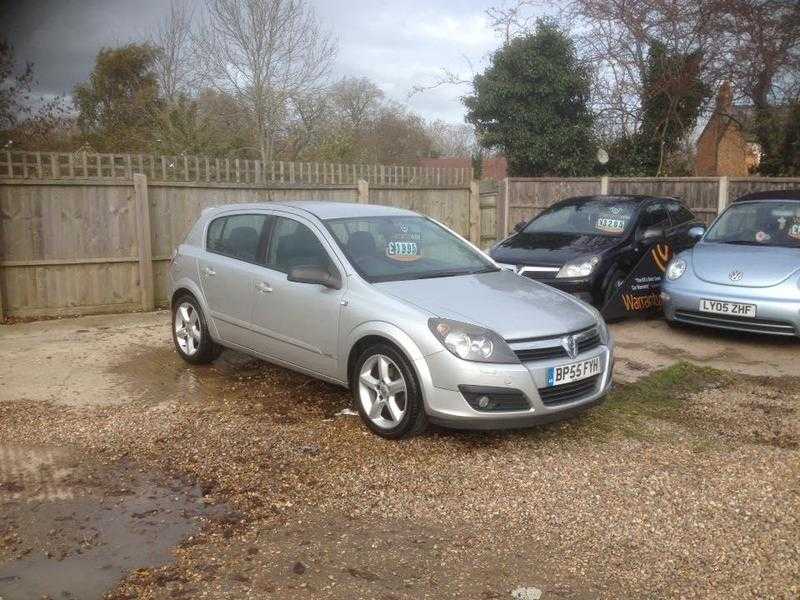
xmin=546 ymin=356 xmax=601 ymax=387
xmin=700 ymin=299 xmax=757 ymax=317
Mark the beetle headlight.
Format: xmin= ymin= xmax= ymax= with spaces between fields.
xmin=556 ymin=256 xmax=600 ymax=279
xmin=666 ymin=258 xmax=687 ymax=281
xmin=428 ymin=319 xmax=519 ymax=364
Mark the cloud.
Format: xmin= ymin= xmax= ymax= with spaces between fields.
xmin=3 ymin=0 xmax=503 ymax=123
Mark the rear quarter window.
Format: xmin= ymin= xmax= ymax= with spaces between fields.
xmin=206 ymin=214 xmax=268 ymax=263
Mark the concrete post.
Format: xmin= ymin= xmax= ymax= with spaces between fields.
xmin=357 ymin=179 xmax=370 ymax=204
xmin=134 ymin=173 xmax=155 ymax=311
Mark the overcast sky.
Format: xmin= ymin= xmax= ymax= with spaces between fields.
xmin=1 ymin=0 xmax=551 ymax=123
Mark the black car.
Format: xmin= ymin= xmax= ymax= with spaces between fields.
xmin=489 ymin=195 xmax=706 ymax=306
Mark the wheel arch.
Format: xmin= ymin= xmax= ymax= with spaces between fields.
xmin=170 ymin=279 xmax=221 ymax=342
xmin=343 ymin=322 xmax=432 ymax=397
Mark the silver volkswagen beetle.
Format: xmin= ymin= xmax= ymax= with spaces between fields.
xmin=663 ymin=190 xmax=800 ymax=337
xmin=169 ymin=201 xmax=613 ymax=438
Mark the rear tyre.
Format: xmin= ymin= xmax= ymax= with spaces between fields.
xmin=352 ymin=343 xmax=428 ymax=439
xmin=172 ymin=294 xmax=222 ymax=365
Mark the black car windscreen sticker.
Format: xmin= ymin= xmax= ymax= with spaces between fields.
xmin=594 ymin=208 xmax=629 ymax=234
xmin=385 ymin=225 xmax=422 ymax=261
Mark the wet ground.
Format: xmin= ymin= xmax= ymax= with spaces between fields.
xmin=0 ymin=312 xmax=798 ymax=598
xmin=0 ymin=446 xmax=232 ymax=600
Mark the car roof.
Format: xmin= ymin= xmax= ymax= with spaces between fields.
xmin=201 ymin=201 xmax=419 ymax=220
xmin=553 ymin=194 xmax=680 ymax=207
xmin=732 ymin=189 xmax=800 ymax=203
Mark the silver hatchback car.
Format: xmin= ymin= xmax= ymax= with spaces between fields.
xmin=169 ymin=202 xmax=614 ymax=438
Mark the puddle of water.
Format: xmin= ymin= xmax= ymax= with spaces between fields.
xmin=0 ymin=445 xmax=226 ymax=600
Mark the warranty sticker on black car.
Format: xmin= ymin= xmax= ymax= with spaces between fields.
xmin=546 ymin=356 xmax=601 ymax=387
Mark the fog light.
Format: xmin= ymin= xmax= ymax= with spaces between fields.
xmin=478 ymin=395 xmax=490 ymax=409
xmin=660 ymin=291 xmax=670 ymax=302
xmin=459 ymin=386 xmax=530 ymax=412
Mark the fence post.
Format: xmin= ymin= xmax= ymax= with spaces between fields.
xmin=357 ymin=179 xmax=370 ymax=204
xmin=717 ymin=176 xmax=729 ymax=216
xmin=133 ymin=174 xmax=155 ymax=311
xmin=501 ymin=177 xmax=510 ymax=238
xmin=469 ymin=180 xmax=481 ymax=246
xmin=600 ymin=175 xmax=609 ymax=195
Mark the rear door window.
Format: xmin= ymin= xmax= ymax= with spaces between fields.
xmin=206 ymin=214 xmax=270 ymax=264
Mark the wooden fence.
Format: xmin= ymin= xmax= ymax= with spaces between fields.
xmin=0 ymin=173 xmax=477 ymax=319
xmin=493 ymin=175 xmax=800 ymax=237
xmin=2 ymin=157 xmax=799 ymax=320
xmin=0 ymin=151 xmax=471 ymax=187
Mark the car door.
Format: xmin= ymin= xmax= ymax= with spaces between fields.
xmin=248 ymin=214 xmax=345 ymax=379
xmin=197 ymin=213 xmax=271 ymax=348
xmin=665 ymin=200 xmax=701 ymax=252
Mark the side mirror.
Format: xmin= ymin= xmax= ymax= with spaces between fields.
xmin=688 ymin=225 xmax=705 ymax=240
xmin=287 ymin=265 xmax=342 ymax=289
xmin=637 ymin=226 xmax=664 ymax=242
xmin=513 ymin=221 xmax=526 ymax=233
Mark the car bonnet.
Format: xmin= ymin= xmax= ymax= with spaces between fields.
xmin=374 ymin=270 xmax=597 ymax=341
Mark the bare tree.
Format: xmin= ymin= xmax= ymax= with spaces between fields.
xmin=329 ymin=77 xmax=383 ymax=129
xmin=426 ymin=120 xmax=477 ymax=157
xmin=194 ymin=0 xmax=336 ymax=163
xmin=150 ymin=0 xmax=197 ymax=101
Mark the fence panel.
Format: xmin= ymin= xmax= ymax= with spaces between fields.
xmin=608 ymin=178 xmax=720 ymax=224
xmin=0 ymin=182 xmax=141 ymax=316
xmin=729 ymin=178 xmax=800 ymax=201
xmin=368 ymin=187 xmax=472 ymax=238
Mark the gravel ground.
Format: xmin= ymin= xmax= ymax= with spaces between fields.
xmin=0 ymin=315 xmax=799 ymax=599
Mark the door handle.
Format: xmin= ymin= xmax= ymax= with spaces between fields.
xmin=255 ymin=281 xmax=272 ymax=293
xmin=202 ymin=266 xmax=216 ymax=277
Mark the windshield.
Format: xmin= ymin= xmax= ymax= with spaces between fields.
xmin=325 ymin=216 xmax=498 ymax=282
xmin=522 ymin=199 xmax=638 ymax=237
xmin=704 ymin=201 xmax=800 ymax=248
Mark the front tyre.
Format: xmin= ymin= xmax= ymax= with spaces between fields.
xmin=171 ymin=294 xmax=222 ymax=364
xmin=352 ymin=343 xmax=427 ymax=439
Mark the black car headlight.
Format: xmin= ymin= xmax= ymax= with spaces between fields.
xmin=428 ymin=318 xmax=520 ymax=364
xmin=556 ymin=256 xmax=600 ymax=279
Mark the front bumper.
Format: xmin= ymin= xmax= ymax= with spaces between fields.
xmin=416 ymin=343 xmax=613 ymax=430
xmin=662 ymin=279 xmax=800 ymax=337
xmin=539 ymin=277 xmax=594 ymax=303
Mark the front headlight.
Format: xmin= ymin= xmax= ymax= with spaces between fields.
xmin=666 ymin=258 xmax=687 ymax=281
xmin=581 ymin=304 xmax=610 ymax=345
xmin=428 ymin=318 xmax=519 ymax=364
xmin=556 ymin=256 xmax=600 ymax=279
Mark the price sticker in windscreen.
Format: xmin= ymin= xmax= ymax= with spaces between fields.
xmin=595 ymin=214 xmax=627 ymax=234
xmin=789 ymin=219 xmax=800 ymax=241
xmin=385 ymin=228 xmax=422 ymax=261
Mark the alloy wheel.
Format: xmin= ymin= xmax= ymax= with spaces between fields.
xmin=174 ymin=302 xmax=201 ymax=356
xmin=358 ymin=354 xmax=407 ymax=430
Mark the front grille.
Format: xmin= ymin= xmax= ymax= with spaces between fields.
xmin=673 ymin=310 xmax=797 ymax=336
xmin=512 ymin=328 xmax=602 ymax=362
xmin=538 ymin=375 xmax=600 ymax=406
